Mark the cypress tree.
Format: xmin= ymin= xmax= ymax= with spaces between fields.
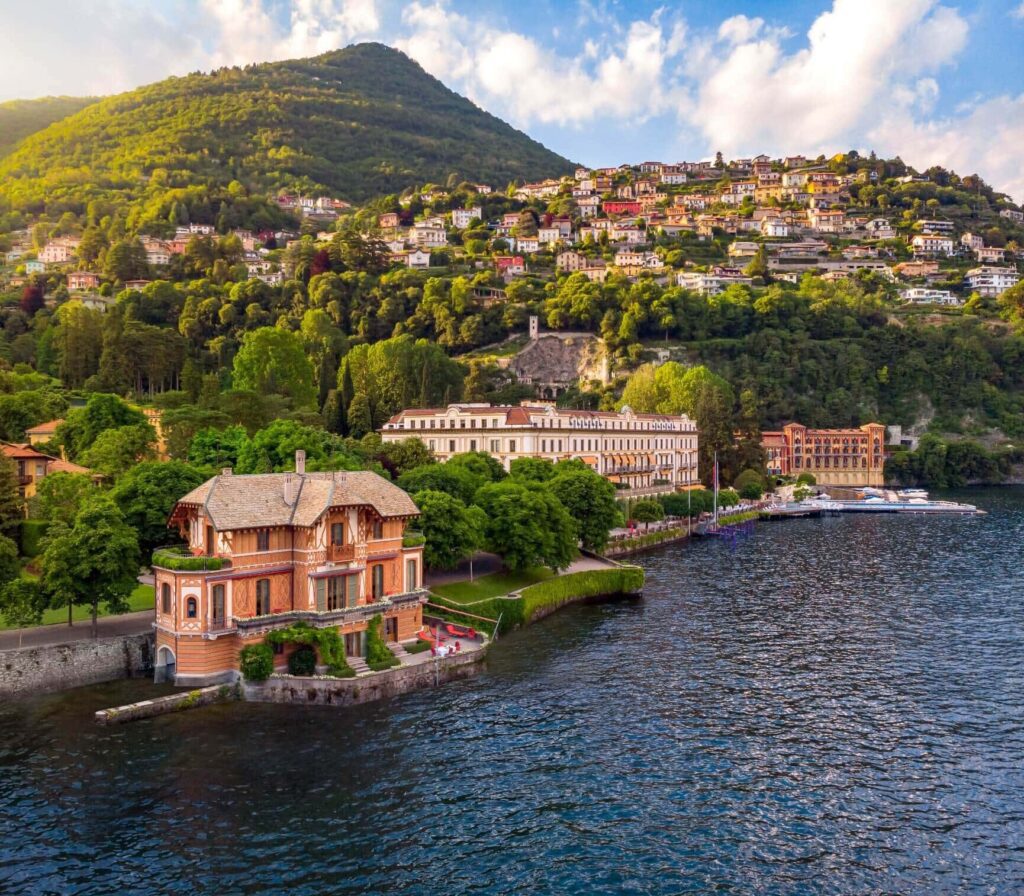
xmin=0 ymin=455 xmax=25 ymax=542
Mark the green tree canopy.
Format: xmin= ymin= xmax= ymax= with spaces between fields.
xmin=42 ymin=496 xmax=141 ymax=637
xmin=412 ymin=489 xmax=485 ymax=571
xmin=549 ymin=467 xmax=622 ymax=552
xmin=475 ymin=480 xmax=576 ymax=571
xmin=31 ymin=471 xmax=95 ymax=522
xmin=111 ymin=461 xmax=206 ymax=555
xmin=232 ymin=326 xmax=317 ymax=408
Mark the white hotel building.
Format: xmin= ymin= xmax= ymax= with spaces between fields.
xmin=381 ymin=403 xmax=699 ymax=493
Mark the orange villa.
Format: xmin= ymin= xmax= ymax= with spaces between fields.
xmin=762 ymin=422 xmax=887 ymax=487
xmin=0 ymin=442 xmax=91 ymax=499
xmin=154 ymin=452 xmax=427 ymax=686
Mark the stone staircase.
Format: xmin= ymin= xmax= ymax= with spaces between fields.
xmin=348 ymin=656 xmax=371 ymax=675
xmin=388 ymin=642 xmax=409 ymax=659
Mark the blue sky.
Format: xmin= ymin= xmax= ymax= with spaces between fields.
xmin=1 ymin=1 xmax=1023 ymax=199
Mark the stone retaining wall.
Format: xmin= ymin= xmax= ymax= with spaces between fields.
xmin=95 ymin=682 xmax=239 ymax=724
xmin=0 ymin=633 xmax=155 ymax=698
xmin=243 ymin=648 xmax=485 ymax=707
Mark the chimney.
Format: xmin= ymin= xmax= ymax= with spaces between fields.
xmin=283 ymin=472 xmax=294 ymax=505
xmin=221 ymin=467 xmax=232 ymax=476
xmin=295 ymin=450 xmax=306 ymax=475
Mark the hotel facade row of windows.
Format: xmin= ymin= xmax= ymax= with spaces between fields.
xmin=427 ymin=436 xmax=693 ymax=454
xmin=400 ymin=416 xmax=685 ymax=433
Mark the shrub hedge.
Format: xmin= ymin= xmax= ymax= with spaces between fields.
xmin=240 ymin=643 xmax=274 ymax=682
xmin=151 ymin=548 xmax=228 ymax=571
xmin=366 ymin=614 xmax=400 ymax=671
xmin=519 ymin=567 xmax=644 ymax=623
xmin=265 ymin=621 xmax=355 ymax=678
xmin=287 ymin=644 xmax=317 ymax=676
xmin=428 ymin=566 xmax=644 ymax=634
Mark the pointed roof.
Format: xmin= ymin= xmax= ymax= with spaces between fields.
xmin=174 ymin=470 xmax=419 ymax=531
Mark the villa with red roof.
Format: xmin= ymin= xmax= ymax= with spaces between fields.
xmin=381 ymin=402 xmax=699 ymax=493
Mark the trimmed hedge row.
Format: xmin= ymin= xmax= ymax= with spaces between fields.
xmin=428 ymin=566 xmax=645 ymax=634
xmin=151 ymin=548 xmax=228 ymax=571
xmin=519 ymin=567 xmax=644 ymax=624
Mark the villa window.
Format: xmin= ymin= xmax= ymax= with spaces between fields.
xmin=161 ymin=583 xmax=171 ymax=614
xmin=407 ymin=559 xmax=417 ymax=590
xmin=347 ymin=575 xmax=359 ymax=608
xmin=331 ymin=522 xmax=344 ymax=546
xmin=327 ymin=577 xmax=345 ymax=611
xmin=372 ymin=564 xmax=385 ymax=600
xmin=256 ymin=579 xmax=271 ymax=616
xmin=186 ymin=597 xmax=197 ymax=619
xmin=257 ymin=529 xmax=270 ymax=551
xmin=373 ymin=519 xmax=384 ymax=539
xmin=212 ymin=585 xmax=225 ymax=623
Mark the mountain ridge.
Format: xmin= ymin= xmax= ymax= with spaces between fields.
xmin=0 ymin=96 xmax=98 ymax=158
xmin=0 ymin=43 xmax=574 ymax=219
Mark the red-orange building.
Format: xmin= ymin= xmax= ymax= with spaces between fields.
xmin=762 ymin=422 xmax=886 ymax=487
xmin=154 ymin=453 xmax=426 ymax=686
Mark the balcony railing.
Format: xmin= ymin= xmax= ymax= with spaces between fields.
xmin=233 ymin=588 xmax=428 ymax=632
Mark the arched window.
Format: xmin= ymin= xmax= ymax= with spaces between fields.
xmin=161 ymin=583 xmax=171 ymax=614
xmin=186 ymin=597 xmax=197 ymax=618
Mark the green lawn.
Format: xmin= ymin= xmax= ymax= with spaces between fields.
xmin=431 ymin=568 xmax=554 ymax=605
xmin=0 ymin=583 xmax=154 ymax=630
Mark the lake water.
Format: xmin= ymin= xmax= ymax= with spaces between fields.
xmin=2 ymin=488 xmax=1023 ymax=895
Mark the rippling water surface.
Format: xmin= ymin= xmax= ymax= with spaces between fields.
xmin=2 ymin=488 xmax=1024 ymax=895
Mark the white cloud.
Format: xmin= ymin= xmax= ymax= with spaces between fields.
xmin=686 ymin=0 xmax=968 ymax=157
xmin=1013 ymin=3 xmax=1024 ymax=19
xmin=0 ymin=2 xmax=209 ymax=100
xmin=870 ymin=93 xmax=1024 ymax=203
xmin=200 ymin=0 xmax=379 ymax=67
xmin=717 ymin=15 xmax=764 ymax=45
xmin=0 ymin=1 xmax=381 ymax=101
xmin=396 ymin=2 xmax=687 ymax=126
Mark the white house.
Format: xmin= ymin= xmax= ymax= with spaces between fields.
xmin=677 ymin=267 xmax=753 ymax=296
xmin=900 ymin=288 xmax=960 ymax=306
xmin=965 ymin=266 xmax=1020 ymax=297
xmin=761 ymin=218 xmax=789 ymax=238
xmin=413 ymin=222 xmax=447 ymax=248
xmin=452 ymin=207 xmax=482 ymax=229
xmin=911 ymin=234 xmax=954 ymax=257
xmin=406 ymin=249 xmax=432 ymax=269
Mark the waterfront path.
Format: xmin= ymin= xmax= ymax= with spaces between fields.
xmin=0 ymin=611 xmax=153 ymax=651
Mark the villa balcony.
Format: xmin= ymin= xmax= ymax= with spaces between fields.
xmin=232 ymin=588 xmax=429 ymax=634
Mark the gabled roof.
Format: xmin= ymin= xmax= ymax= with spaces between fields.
xmin=175 ymin=470 xmax=419 ymax=531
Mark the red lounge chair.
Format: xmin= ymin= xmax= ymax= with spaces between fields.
xmin=417 ymin=630 xmax=436 ymax=644
xmin=446 ymin=624 xmax=477 ymax=639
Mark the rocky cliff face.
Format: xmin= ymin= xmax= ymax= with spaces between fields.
xmin=509 ymin=334 xmax=609 ymax=393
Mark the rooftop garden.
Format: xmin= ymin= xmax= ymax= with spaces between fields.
xmin=151 ymin=547 xmax=229 ymax=572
